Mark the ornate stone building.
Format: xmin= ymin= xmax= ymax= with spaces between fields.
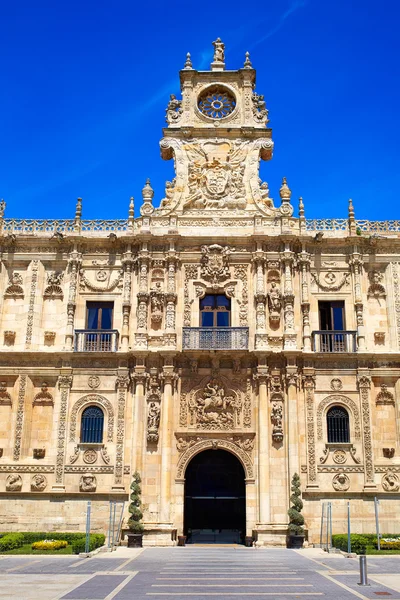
xmin=1 ymin=40 xmax=400 ymax=546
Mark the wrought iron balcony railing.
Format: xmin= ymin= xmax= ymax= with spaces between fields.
xmin=312 ymin=331 xmax=357 ymax=353
xmin=74 ymin=330 xmax=119 ymax=352
xmin=182 ymin=327 xmax=249 ymax=350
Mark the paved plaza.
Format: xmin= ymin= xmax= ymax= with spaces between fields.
xmin=0 ymin=546 xmax=400 ymax=600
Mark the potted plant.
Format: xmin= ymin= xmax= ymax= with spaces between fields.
xmin=287 ymin=472 xmax=305 ymax=548
xmin=127 ymin=471 xmax=144 ymax=548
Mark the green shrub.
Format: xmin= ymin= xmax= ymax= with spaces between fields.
xmin=332 ymin=534 xmax=400 ymax=554
xmin=0 ymin=533 xmax=24 ymax=551
xmin=32 ymin=540 xmax=68 ymax=551
xmin=71 ymin=534 xmax=105 ymax=555
xmin=20 ymin=532 xmax=88 ymax=544
xmin=127 ymin=471 xmax=144 ymax=534
xmin=288 ymin=473 xmax=305 ymax=536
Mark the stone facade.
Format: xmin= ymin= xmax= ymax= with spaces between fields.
xmin=1 ymin=41 xmax=400 ymax=545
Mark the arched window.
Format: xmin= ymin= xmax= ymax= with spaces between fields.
xmin=80 ymin=406 xmax=104 ymax=443
xmin=327 ymin=406 xmax=350 ymax=443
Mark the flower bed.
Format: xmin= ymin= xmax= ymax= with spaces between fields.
xmin=31 ymin=540 xmax=68 ymax=551
xmin=332 ymin=534 xmax=400 ymax=554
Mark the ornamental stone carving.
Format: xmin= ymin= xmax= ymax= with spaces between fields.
xmin=43 ymin=271 xmax=64 ymax=299
xmin=165 ymin=94 xmax=183 ymax=124
xmin=31 ymin=474 xmax=47 ymax=491
xmin=33 ymin=382 xmax=54 ymax=405
xmin=200 ymin=244 xmax=233 ymax=288
xmin=183 ymin=141 xmax=247 ymax=210
xmin=376 ymin=384 xmax=395 ymax=406
xmin=330 ymin=378 xmax=343 ymax=391
xmin=333 ymin=449 xmax=347 ymax=464
xmin=0 ymin=382 xmax=12 ymax=406
xmin=187 ymin=378 xmax=243 ymax=430
xmin=88 ymin=375 xmax=100 ymax=389
xmin=4 ymin=273 xmax=24 ymax=298
xmin=83 ymin=449 xmax=97 ymax=464
xmin=332 ymin=472 xmax=350 ymax=491
xmin=367 ymin=271 xmax=386 ymax=298
xmin=382 ymin=470 xmax=399 ymax=492
xmin=311 ymin=271 xmax=350 ymax=291
xmin=79 ymin=473 xmax=97 ymax=492
xmin=146 ymin=372 xmax=162 ymax=444
xmin=6 ymin=474 xmax=22 ymax=491
xmin=176 ymin=438 xmax=254 ymax=480
xmin=4 ymin=331 xmax=16 ymax=346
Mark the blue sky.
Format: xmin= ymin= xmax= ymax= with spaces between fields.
xmin=1 ymin=0 xmax=399 ymax=220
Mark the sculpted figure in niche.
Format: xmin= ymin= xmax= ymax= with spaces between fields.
xmin=148 ymin=402 xmax=160 ymax=430
xmin=6 ymin=474 xmax=22 ymax=491
xmin=31 ymin=474 xmax=47 ymax=491
xmin=79 ymin=473 xmax=97 ymax=492
xmin=267 ymin=282 xmax=282 ymax=321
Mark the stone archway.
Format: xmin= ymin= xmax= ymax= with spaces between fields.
xmin=183 ymin=448 xmax=246 ymax=544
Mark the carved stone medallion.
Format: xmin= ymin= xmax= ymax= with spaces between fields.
xmin=31 ymin=474 xmax=47 ymax=491
xmin=79 ymin=473 xmax=97 ymax=492
xmin=88 ymin=375 xmax=100 ymax=389
xmin=6 ymin=474 xmax=22 ymax=491
xmin=332 ymin=449 xmax=347 ymax=464
xmin=330 ymin=378 xmax=343 ymax=391
xmin=332 ymin=472 xmax=350 ymax=491
xmin=83 ymin=449 xmax=97 ymax=464
xmin=382 ymin=470 xmax=400 ymax=492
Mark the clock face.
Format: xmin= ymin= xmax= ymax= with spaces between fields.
xmin=198 ymin=86 xmax=236 ymax=119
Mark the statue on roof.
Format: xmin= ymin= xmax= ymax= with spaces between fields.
xmin=212 ymin=38 xmax=225 ymax=63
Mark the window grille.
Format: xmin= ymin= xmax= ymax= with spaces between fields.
xmin=327 ymin=406 xmax=350 ymax=443
xmin=80 ymin=406 xmax=104 ymax=443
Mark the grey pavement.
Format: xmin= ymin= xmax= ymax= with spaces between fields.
xmin=0 ymin=546 xmax=399 ymax=599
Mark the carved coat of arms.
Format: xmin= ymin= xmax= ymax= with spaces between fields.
xmin=200 ymin=244 xmax=233 ymax=288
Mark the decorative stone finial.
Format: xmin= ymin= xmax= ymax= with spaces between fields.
xmin=211 ymin=38 xmax=225 ymax=71
xmin=243 ymin=51 xmax=252 ymax=69
xmin=75 ymin=197 xmax=82 ymax=220
xmin=279 ymin=177 xmax=292 ymax=201
xmin=298 ymin=197 xmax=305 ymax=218
xmin=0 ymin=199 xmax=5 ymax=218
xmin=140 ymin=179 xmax=155 ymax=216
xmin=129 ymin=197 xmax=134 ymax=220
xmin=184 ymin=52 xmax=193 ymax=70
xmin=348 ymin=198 xmax=355 ymax=220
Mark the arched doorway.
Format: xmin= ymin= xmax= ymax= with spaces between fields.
xmin=184 ymin=449 xmax=246 ymax=544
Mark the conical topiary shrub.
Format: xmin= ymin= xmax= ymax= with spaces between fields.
xmin=287 ymin=473 xmax=305 ymax=545
xmin=128 ymin=471 xmax=144 ymax=535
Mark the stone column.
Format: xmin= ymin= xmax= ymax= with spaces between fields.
xmin=159 ymin=365 xmax=176 ymax=524
xmin=299 ymin=250 xmax=311 ymax=352
xmin=25 ymin=259 xmax=40 ymax=350
xmin=256 ymin=363 xmax=270 ymax=525
xmin=253 ymin=249 xmax=267 ymax=349
xmin=65 ymin=248 xmax=81 ymax=351
xmin=53 ymin=373 xmax=73 ymax=491
xmin=165 ymin=249 xmax=178 ymax=346
xmin=132 ymin=366 xmax=147 ymax=473
xmin=357 ymin=373 xmax=376 ymax=490
xmin=13 ymin=374 xmax=27 ymax=461
xmin=113 ymin=373 xmax=130 ymax=490
xmin=350 ymin=250 xmax=365 ymax=351
xmin=303 ymin=372 xmax=318 ymax=490
xmin=135 ymin=248 xmax=150 ymax=349
xmin=121 ymin=248 xmax=133 ymax=352
xmin=282 ymin=245 xmax=296 ymax=350
xmin=286 ymin=365 xmax=299 ymax=481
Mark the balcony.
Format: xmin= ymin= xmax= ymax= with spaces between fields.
xmin=312 ymin=331 xmax=357 ymax=353
xmin=182 ymin=327 xmax=249 ymax=351
xmin=74 ymin=330 xmax=119 ymax=352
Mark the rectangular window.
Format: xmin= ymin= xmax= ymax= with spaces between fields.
xmin=200 ymin=294 xmax=231 ymax=327
xmin=86 ymin=302 xmax=114 ymax=330
xmin=318 ymin=301 xmax=345 ymax=331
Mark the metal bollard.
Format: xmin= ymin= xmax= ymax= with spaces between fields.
xmin=358 ymin=555 xmax=370 ymax=586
